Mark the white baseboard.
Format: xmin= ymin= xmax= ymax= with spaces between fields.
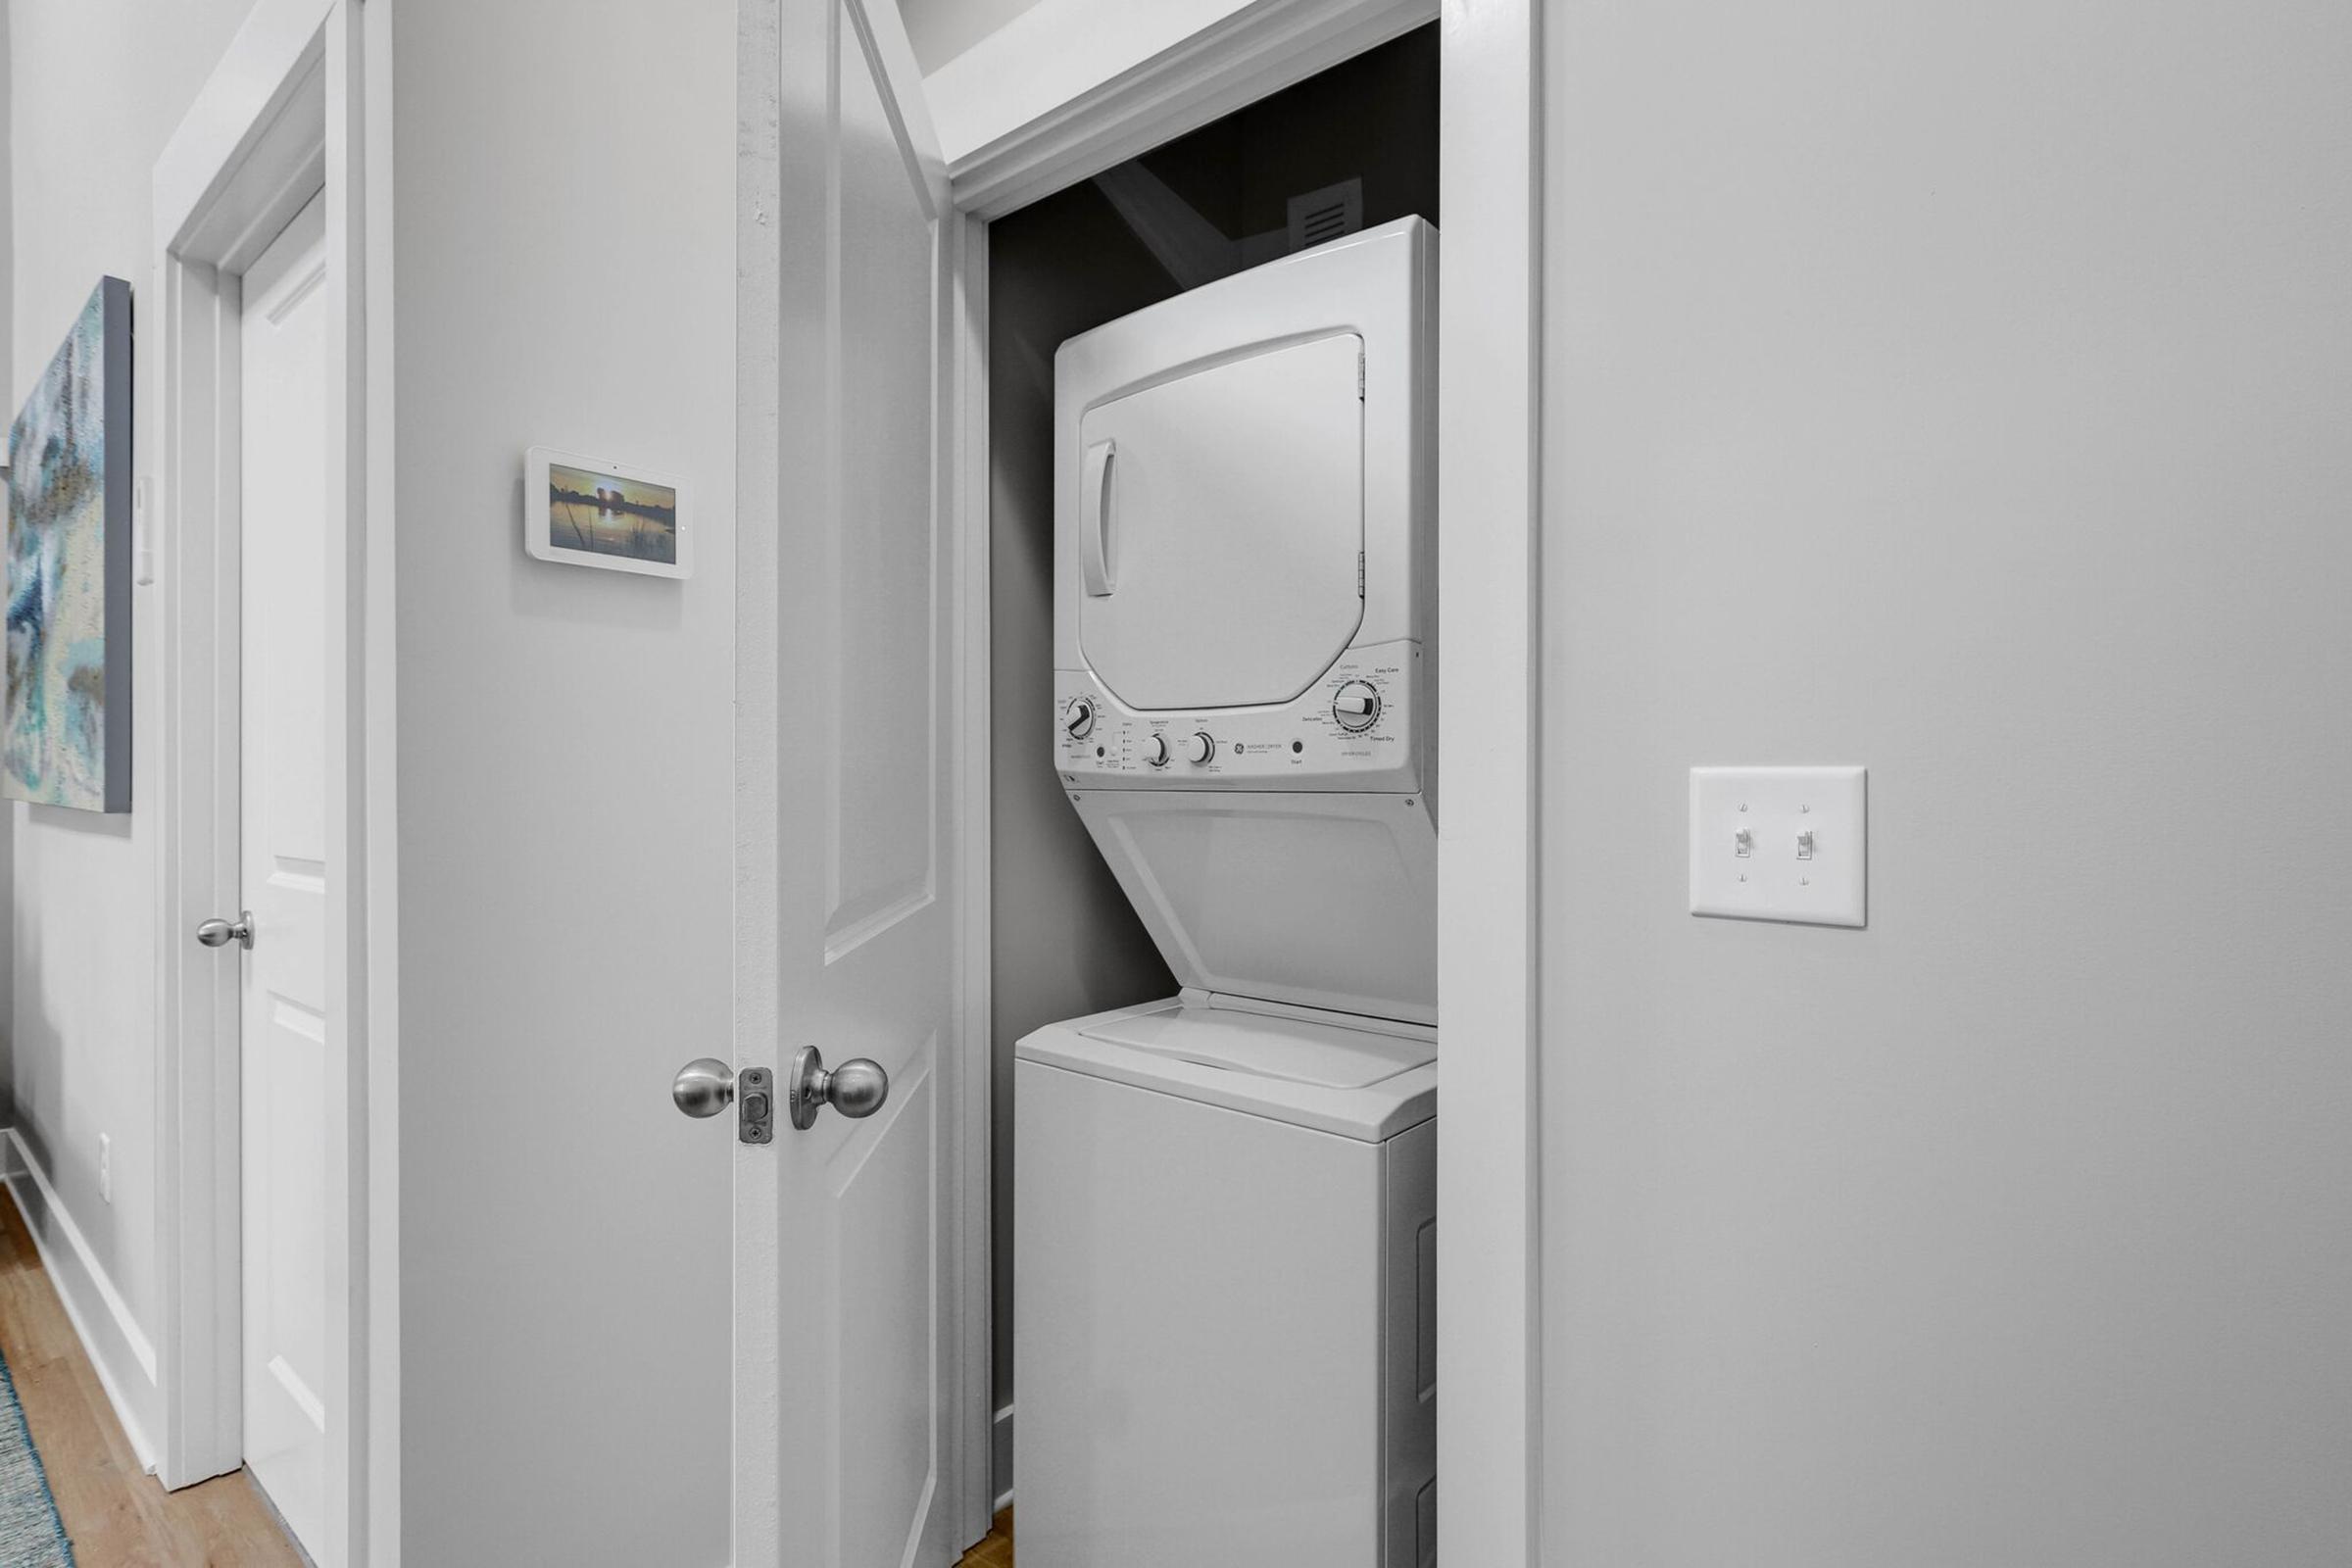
xmin=3 ymin=1127 xmax=162 ymax=1471
xmin=993 ymin=1400 xmax=1014 ymax=1511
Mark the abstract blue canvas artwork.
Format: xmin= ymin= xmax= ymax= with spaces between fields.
xmin=5 ymin=277 xmax=132 ymax=812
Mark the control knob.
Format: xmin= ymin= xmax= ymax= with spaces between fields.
xmin=1063 ymin=697 xmax=1096 ymax=739
xmin=1144 ymin=733 xmax=1169 ymax=767
xmin=1186 ymin=731 xmax=1217 ymax=765
xmin=1332 ymin=680 xmax=1382 ymax=733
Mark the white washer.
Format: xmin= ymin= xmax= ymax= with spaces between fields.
xmin=1015 ymin=993 xmax=1437 ymax=1568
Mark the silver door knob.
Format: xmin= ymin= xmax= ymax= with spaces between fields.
xmin=195 ymin=911 xmax=255 ymax=950
xmin=671 ymin=1057 xmax=736 ymax=1118
xmin=787 ymin=1046 xmax=889 ymax=1130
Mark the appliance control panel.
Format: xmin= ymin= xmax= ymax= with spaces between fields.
xmin=1056 ymin=643 xmax=1425 ymax=792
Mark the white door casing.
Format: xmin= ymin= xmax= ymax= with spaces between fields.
xmin=154 ymin=8 xmax=389 ymax=1561
xmin=1432 ymin=2 xmax=1544 ymax=1563
xmin=237 ymin=190 xmax=334 ymax=1560
xmin=736 ymin=1 xmax=961 ymax=1564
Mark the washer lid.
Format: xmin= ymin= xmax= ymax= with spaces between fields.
xmin=1018 ymin=996 xmax=1437 ymax=1143
xmin=1080 ymin=1004 xmax=1434 ymax=1089
xmin=1075 ymin=333 xmax=1365 ymax=711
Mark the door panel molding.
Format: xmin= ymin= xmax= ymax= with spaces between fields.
xmin=826 ymin=888 xmax=941 ymax=965
xmin=822 ymin=0 xmax=946 ymax=957
xmin=822 ymin=1059 xmax=939 ymax=1568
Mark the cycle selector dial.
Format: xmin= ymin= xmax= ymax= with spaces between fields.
xmin=1186 ymin=731 xmax=1217 ymax=765
xmin=1063 ymin=697 xmax=1096 ymax=739
xmin=1144 ymin=733 xmax=1169 ymax=767
xmin=1332 ymin=680 xmax=1383 ymax=732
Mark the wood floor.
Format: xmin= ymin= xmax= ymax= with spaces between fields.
xmin=957 ymin=1507 xmax=1014 ymax=1566
xmin=0 ymin=1185 xmax=303 ymax=1566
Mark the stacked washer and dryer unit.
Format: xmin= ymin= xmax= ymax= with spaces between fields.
xmin=1014 ymin=218 xmax=1439 ymax=1568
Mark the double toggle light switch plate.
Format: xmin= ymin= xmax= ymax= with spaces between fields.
xmin=1689 ymin=766 xmax=1867 ymax=927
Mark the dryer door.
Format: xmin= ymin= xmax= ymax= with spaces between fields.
xmin=1075 ymin=333 xmax=1365 ymax=711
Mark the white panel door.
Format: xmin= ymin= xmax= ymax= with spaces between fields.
xmin=237 ymin=190 xmax=331 ymax=1561
xmin=735 ymin=2 xmax=960 ymax=1565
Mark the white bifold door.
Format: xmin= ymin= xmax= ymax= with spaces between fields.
xmin=728 ymin=2 xmax=964 ymax=1566
xmin=236 ymin=189 xmax=332 ymax=1560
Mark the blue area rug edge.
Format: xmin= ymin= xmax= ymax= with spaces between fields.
xmin=0 ymin=1344 xmax=74 ymax=1566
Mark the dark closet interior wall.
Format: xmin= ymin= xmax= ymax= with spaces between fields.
xmin=1132 ymin=24 xmax=1439 ymax=253
xmin=987 ymin=173 xmax=1178 ymax=1446
xmin=986 ymin=21 xmax=1439 ymax=1447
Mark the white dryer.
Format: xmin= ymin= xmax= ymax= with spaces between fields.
xmin=1018 ymin=218 xmax=1440 ymax=1567
xmin=1050 ymin=216 xmax=1438 ymax=1024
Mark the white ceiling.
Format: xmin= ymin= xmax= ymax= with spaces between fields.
xmin=895 ymin=0 xmax=1054 ymax=75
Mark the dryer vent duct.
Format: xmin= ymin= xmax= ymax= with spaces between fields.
xmin=1288 ymin=178 xmax=1364 ymax=253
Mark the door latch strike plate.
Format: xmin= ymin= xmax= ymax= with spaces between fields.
xmin=739 ymin=1066 xmax=774 ymax=1144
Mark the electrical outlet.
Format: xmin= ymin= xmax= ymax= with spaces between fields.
xmin=99 ymin=1134 xmax=111 ymax=1204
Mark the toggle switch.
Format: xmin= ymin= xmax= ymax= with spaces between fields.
xmin=1689 ymin=766 xmax=1866 ymax=927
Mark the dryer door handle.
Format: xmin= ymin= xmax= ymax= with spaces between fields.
xmin=1082 ymin=437 xmax=1116 ymax=596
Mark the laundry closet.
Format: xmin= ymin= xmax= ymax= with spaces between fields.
xmin=982 ymin=26 xmax=1441 ymax=1566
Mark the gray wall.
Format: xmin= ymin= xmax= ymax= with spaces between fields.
xmin=1538 ymin=2 xmax=2352 ymax=1563
xmin=2 ymin=1 xmax=735 ymax=1551
xmin=390 ymin=0 xmax=735 ymax=1560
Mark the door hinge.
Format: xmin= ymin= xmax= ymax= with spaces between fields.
xmin=1357 ymin=351 xmax=1366 ymax=400
xmin=1357 ymin=551 xmax=1365 ymax=596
